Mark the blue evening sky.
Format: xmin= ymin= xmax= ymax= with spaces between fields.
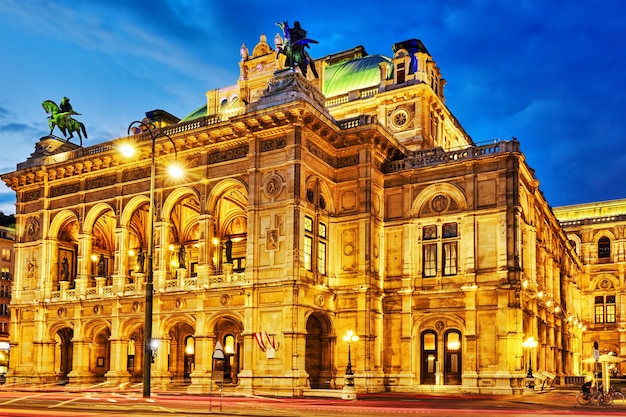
xmin=0 ymin=0 xmax=624 ymax=215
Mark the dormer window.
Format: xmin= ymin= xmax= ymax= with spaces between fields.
xmin=397 ymin=62 xmax=405 ymax=84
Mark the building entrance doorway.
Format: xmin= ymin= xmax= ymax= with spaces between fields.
xmin=54 ymin=327 xmax=73 ymax=384
xmin=444 ymin=330 xmax=462 ymax=384
xmin=420 ymin=331 xmax=437 ymax=384
xmin=305 ymin=313 xmax=333 ymax=389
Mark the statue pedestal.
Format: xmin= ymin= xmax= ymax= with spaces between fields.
xmin=223 ymin=263 xmax=233 ymax=281
xmin=59 ymin=281 xmax=69 ymax=299
xmin=19 ymin=136 xmax=81 ymax=170
xmin=177 ymin=268 xmax=187 ymax=285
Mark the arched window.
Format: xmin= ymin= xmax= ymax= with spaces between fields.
xmin=224 ymin=334 xmax=235 ymax=354
xmin=598 ymin=237 xmax=611 ymax=259
xmin=185 ymin=336 xmax=195 ymax=355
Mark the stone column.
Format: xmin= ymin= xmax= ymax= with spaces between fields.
xmin=188 ymin=333 xmax=213 ymax=394
xmin=153 ymin=221 xmax=168 ymax=291
xmin=397 ymin=289 xmax=414 ymax=386
xmin=105 ymin=338 xmax=131 ymax=386
xmin=461 ymin=284 xmax=479 ymax=391
xmin=32 ymin=341 xmax=58 ymax=383
xmin=151 ymin=336 xmax=172 ymax=391
xmin=112 ymin=226 xmax=129 ymax=295
xmin=67 ymin=339 xmax=96 ymax=386
xmin=77 ymin=232 xmax=93 ymax=284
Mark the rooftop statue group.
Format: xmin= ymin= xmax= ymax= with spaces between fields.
xmin=276 ymin=21 xmax=319 ymax=78
xmin=42 ymin=97 xmax=87 ymax=146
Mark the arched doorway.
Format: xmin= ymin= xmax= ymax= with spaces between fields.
xmin=184 ymin=335 xmax=195 ymax=382
xmin=92 ymin=329 xmax=111 ymax=381
xmin=420 ymin=330 xmax=437 ymax=384
xmin=54 ymin=327 xmax=73 ymax=384
xmin=168 ymin=322 xmax=195 ymax=385
xmin=214 ymin=318 xmax=243 ymax=385
xmin=444 ymin=330 xmax=462 ymax=384
xmin=305 ymin=312 xmax=333 ymax=389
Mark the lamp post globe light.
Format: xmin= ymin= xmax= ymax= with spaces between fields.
xmin=123 ymin=121 xmax=182 ymax=398
xmin=341 ymin=330 xmax=359 ymax=400
xmin=522 ymin=336 xmax=538 ymax=380
xmin=343 ymin=330 xmax=359 ymax=376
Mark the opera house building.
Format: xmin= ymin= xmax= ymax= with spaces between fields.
xmin=2 ymin=30 xmax=625 ymax=396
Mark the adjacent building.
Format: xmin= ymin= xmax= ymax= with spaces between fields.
xmin=0 ymin=214 xmax=15 ymax=376
xmin=0 ymin=31 xmax=620 ymax=395
xmin=554 ymin=199 xmax=626 ymax=376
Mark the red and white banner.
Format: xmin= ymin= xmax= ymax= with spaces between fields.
xmin=253 ymin=332 xmax=276 ymax=351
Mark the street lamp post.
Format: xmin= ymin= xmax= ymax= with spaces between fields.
xmin=523 ymin=336 xmax=538 ymax=387
xmin=125 ymin=121 xmax=181 ymax=398
xmin=344 ymin=330 xmax=358 ymax=377
xmin=342 ymin=330 xmax=359 ymax=400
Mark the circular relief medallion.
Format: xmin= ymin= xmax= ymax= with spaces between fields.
xmin=343 ymin=243 xmax=354 ymax=256
xmin=432 ymin=194 xmax=449 ymax=212
xmin=57 ymin=307 xmax=66 ymax=318
xmin=93 ymin=305 xmax=102 ymax=315
xmin=220 ymin=294 xmax=231 ymax=307
xmin=132 ymin=301 xmax=141 ymax=313
xmin=27 ymin=217 xmax=40 ymax=238
xmin=315 ymin=294 xmax=325 ymax=307
xmin=264 ymin=175 xmax=282 ymax=197
xmin=175 ymin=298 xmax=184 ymax=310
xmin=391 ymin=108 xmax=410 ymax=129
xmin=435 ymin=320 xmax=446 ymax=331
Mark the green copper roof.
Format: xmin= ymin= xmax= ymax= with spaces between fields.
xmin=323 ymin=54 xmax=391 ymax=98
xmin=180 ymin=104 xmax=207 ymax=122
xmin=180 ymin=54 xmax=392 ymax=122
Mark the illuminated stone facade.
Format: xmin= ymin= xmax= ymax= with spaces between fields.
xmin=554 ymin=199 xmax=626 ymax=375
xmin=1 ymin=34 xmax=594 ymax=395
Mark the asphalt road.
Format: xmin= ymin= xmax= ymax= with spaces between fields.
xmin=0 ymin=389 xmax=623 ymax=416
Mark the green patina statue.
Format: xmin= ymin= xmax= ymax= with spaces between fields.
xmin=276 ymin=21 xmax=319 ymax=78
xmin=42 ymin=97 xmax=87 ymax=146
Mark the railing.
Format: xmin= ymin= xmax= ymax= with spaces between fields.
xmin=38 ymin=111 xmax=248 ymax=167
xmin=208 ymin=272 xmax=247 ymax=286
xmin=337 ymin=115 xmax=378 ymax=130
xmin=560 ymin=214 xmax=626 ymax=227
xmin=124 ymin=283 xmax=141 ymax=295
xmin=46 ymin=277 xmax=202 ymax=301
xmin=384 ymin=139 xmax=521 ymax=173
xmin=325 ymin=85 xmax=380 ymax=108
